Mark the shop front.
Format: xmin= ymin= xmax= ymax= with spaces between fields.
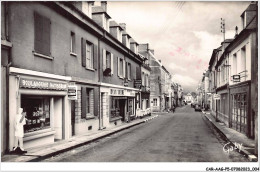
xmin=216 ymin=88 xmax=229 ymax=126
xmin=8 ymin=68 xmax=71 ymax=151
xmin=229 ymin=81 xmax=251 ymax=137
xmin=100 ymin=85 xmax=137 ymax=129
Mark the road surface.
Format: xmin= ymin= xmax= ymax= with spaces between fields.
xmin=43 ymin=105 xmax=248 ymax=162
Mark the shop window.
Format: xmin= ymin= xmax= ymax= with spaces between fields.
xmin=111 ymin=98 xmax=120 ymax=119
xmin=146 ymin=99 xmax=150 ymax=108
xmin=34 ymin=12 xmax=51 ymax=56
xmin=128 ymin=99 xmax=133 ymax=116
xmin=21 ymin=96 xmax=51 ymax=133
xmin=153 ymin=98 xmax=157 ymax=106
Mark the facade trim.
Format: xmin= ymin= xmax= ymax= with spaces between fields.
xmin=9 ymin=67 xmax=72 ymax=81
xmin=100 ymin=82 xmax=139 ymax=91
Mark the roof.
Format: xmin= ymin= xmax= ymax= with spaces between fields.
xmin=241 ymin=3 xmax=258 ymax=17
xmin=92 ymin=6 xmax=111 ymax=19
xmin=130 ymin=38 xmax=139 ymax=45
xmin=225 ymin=16 xmax=257 ymax=53
xmin=109 ymin=20 xmax=124 ymax=30
xmin=122 ymin=30 xmax=131 ymax=38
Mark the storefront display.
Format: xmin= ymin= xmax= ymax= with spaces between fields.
xmin=21 ymin=96 xmax=51 ymax=133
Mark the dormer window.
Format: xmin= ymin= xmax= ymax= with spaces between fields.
xmin=103 ymin=15 xmax=109 ymax=31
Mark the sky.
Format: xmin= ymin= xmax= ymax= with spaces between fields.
xmin=107 ymin=1 xmax=251 ymax=92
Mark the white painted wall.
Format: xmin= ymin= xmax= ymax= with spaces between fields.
xmin=229 ymin=35 xmax=251 ymax=85
xmin=54 ymin=97 xmax=63 ymax=140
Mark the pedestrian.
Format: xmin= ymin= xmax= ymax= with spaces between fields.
xmin=13 ymin=108 xmax=26 ymax=151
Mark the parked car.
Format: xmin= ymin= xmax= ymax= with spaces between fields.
xmin=194 ymin=104 xmax=202 ymax=111
xmin=191 ymin=103 xmax=194 ymax=108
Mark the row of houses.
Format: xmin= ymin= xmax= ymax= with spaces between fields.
xmin=197 ymin=2 xmax=258 ymax=153
xmin=1 ymin=1 xmax=182 ymax=155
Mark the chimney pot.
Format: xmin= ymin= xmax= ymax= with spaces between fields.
xmin=101 ymin=1 xmax=107 ymax=12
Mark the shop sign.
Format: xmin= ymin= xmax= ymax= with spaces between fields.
xmin=134 ymin=79 xmax=142 ymax=89
xmin=20 ymin=78 xmax=68 ymax=91
xmin=213 ymin=94 xmax=220 ymax=100
xmin=110 ymin=89 xmax=124 ymax=96
xmin=68 ymin=85 xmax=77 ymax=100
xmin=126 ymin=90 xmax=135 ymax=96
xmin=232 ymin=75 xmax=240 ymax=82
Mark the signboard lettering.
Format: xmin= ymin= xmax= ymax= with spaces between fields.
xmin=213 ymin=94 xmax=220 ymax=100
xmin=68 ymin=85 xmax=77 ymax=100
xmin=20 ymin=78 xmax=68 ymax=91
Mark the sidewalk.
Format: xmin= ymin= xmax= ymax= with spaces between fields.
xmin=1 ymin=114 xmax=159 ymax=162
xmin=202 ymin=110 xmax=258 ymax=162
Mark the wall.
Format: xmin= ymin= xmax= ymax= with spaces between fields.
xmin=8 ymin=2 xmax=99 ymax=82
xmin=229 ymin=35 xmax=251 ymax=85
xmin=100 ymin=41 xmax=138 ymax=89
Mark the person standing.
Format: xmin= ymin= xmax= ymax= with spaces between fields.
xmin=13 ymin=108 xmax=26 ymax=151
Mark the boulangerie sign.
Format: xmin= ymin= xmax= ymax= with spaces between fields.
xmin=20 ymin=78 xmax=68 ymax=91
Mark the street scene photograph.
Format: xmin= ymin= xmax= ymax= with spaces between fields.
xmin=0 ymin=1 xmax=259 ymax=171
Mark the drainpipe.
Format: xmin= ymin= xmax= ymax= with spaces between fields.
xmin=98 ymin=31 xmax=105 ymax=130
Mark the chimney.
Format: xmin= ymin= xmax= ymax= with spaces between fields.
xmin=234 ymin=26 xmax=238 ymax=38
xmin=119 ymin=23 xmax=126 ymax=31
xmin=150 ymin=49 xmax=154 ymax=55
xmin=101 ymin=1 xmax=107 ymax=12
xmin=158 ymin=60 xmax=161 ymax=63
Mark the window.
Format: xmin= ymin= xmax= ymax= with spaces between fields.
xmin=21 ymin=96 xmax=51 ymax=134
xmin=70 ymin=32 xmax=75 ymax=53
xmin=153 ymin=98 xmax=158 ymax=106
xmin=233 ymin=53 xmax=237 ymax=75
xmin=86 ymin=42 xmax=93 ymax=69
xmin=142 ymin=72 xmax=145 ymax=86
xmin=118 ymin=58 xmax=124 ymax=77
xmin=127 ymin=63 xmax=131 ymax=80
xmin=34 ymin=12 xmax=51 ymax=56
xmin=106 ymin=51 xmax=111 ymax=69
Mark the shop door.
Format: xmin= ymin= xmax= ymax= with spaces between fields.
xmin=231 ymin=94 xmax=247 ymax=134
xmin=71 ymin=100 xmax=75 ymax=136
xmin=119 ymin=100 xmax=125 ymax=121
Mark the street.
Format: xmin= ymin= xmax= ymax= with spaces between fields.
xmin=42 ymin=106 xmax=248 ymax=162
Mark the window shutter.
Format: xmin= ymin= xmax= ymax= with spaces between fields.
xmin=81 ymin=38 xmax=86 ymax=67
xmin=34 ymin=13 xmax=51 ymax=56
xmin=81 ymin=87 xmax=87 ymax=118
xmin=117 ymin=57 xmax=120 ymax=77
xmin=42 ymin=16 xmax=51 ymax=56
xmin=125 ymin=62 xmax=128 ymax=79
xmin=129 ymin=64 xmax=131 ymax=80
xmin=93 ymin=88 xmax=98 ymax=116
xmin=34 ymin=13 xmax=41 ymax=54
xmin=136 ymin=66 xmax=141 ymax=79
xmin=111 ymin=53 xmax=114 ymax=75
xmin=93 ymin=44 xmax=98 ymax=70
xmin=123 ymin=59 xmax=126 ymax=78
xmin=103 ymin=49 xmax=106 ymax=71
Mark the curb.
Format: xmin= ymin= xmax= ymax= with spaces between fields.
xmin=203 ymin=114 xmax=258 ymax=162
xmin=24 ymin=115 xmax=159 ymax=162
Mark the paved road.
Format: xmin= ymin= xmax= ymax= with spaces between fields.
xmin=43 ymin=105 xmax=248 ymax=162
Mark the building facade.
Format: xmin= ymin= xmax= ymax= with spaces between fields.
xmin=0 ymin=1 xmax=146 ymax=154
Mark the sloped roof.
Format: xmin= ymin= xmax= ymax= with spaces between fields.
xmin=109 ymin=20 xmax=124 ymax=30
xmin=92 ymin=6 xmax=111 ymax=18
xmin=130 ymin=38 xmax=139 ymax=45
xmin=241 ymin=3 xmax=257 ymax=17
